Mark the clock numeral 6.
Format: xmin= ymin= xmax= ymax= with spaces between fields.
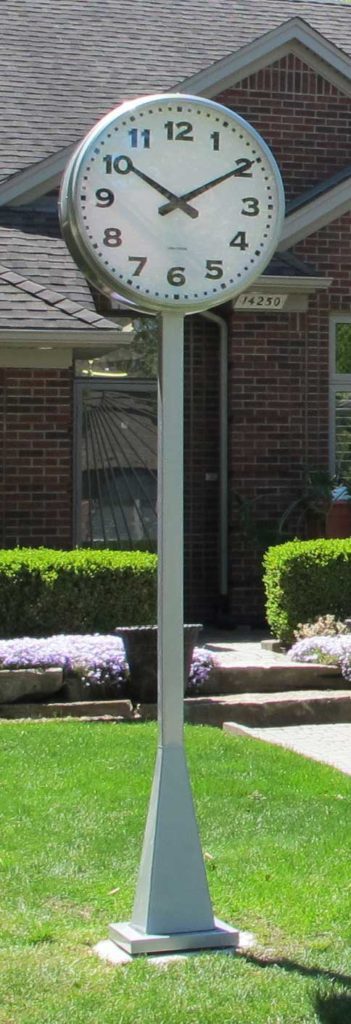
xmin=95 ymin=188 xmax=115 ymax=207
xmin=103 ymin=228 xmax=123 ymax=246
xmin=205 ymin=260 xmax=223 ymax=280
xmin=167 ymin=266 xmax=186 ymax=286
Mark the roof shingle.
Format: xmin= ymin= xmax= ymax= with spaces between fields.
xmin=1 ymin=1 xmax=351 ymax=180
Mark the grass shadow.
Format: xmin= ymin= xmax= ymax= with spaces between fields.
xmin=240 ymin=952 xmax=351 ymax=989
xmin=315 ymin=991 xmax=351 ymax=1023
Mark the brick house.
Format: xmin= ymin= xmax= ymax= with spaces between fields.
xmin=1 ymin=0 xmax=351 ymax=624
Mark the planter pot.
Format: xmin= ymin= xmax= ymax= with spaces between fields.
xmin=326 ymin=501 xmax=351 ymax=538
xmin=114 ymin=624 xmax=202 ymax=703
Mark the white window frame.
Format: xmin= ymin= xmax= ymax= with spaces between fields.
xmin=329 ymin=314 xmax=351 ymax=475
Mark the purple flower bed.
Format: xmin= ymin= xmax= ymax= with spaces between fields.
xmin=0 ymin=635 xmax=214 ymax=692
xmin=289 ymin=633 xmax=351 ymax=682
xmin=188 ymin=647 xmax=214 ymax=692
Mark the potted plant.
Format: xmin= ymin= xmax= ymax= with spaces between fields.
xmin=114 ymin=624 xmax=203 ymax=704
xmin=326 ymin=478 xmax=351 ymax=538
xmin=277 ymin=468 xmax=351 ymax=541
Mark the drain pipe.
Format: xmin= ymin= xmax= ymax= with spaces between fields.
xmin=201 ymin=310 xmax=229 ymax=610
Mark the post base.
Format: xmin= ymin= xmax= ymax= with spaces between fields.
xmin=109 ymin=917 xmax=240 ymax=956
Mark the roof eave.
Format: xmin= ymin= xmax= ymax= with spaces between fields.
xmin=278 ymin=177 xmax=351 ymax=250
xmin=177 ymin=17 xmax=351 ymax=99
xmin=2 ymin=17 xmax=351 ymax=209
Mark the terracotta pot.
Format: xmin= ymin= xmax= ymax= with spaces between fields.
xmin=326 ymin=501 xmax=351 ymax=539
xmin=114 ymin=624 xmax=202 ymax=703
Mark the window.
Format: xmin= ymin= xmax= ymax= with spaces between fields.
xmin=74 ymin=316 xmax=158 ymax=550
xmin=330 ymin=318 xmax=351 ymax=478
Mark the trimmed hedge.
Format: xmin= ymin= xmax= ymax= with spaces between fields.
xmin=263 ymin=538 xmax=351 ymax=643
xmin=0 ymin=548 xmax=157 ymax=638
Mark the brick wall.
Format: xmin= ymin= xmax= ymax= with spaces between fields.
xmin=0 ymin=366 xmax=73 ymax=548
xmin=184 ymin=315 xmax=220 ymax=622
xmin=216 ymin=53 xmax=351 ymax=202
xmin=213 ymin=57 xmax=351 ymax=622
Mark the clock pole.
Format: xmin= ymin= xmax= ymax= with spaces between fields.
xmin=108 ymin=312 xmax=239 ymax=955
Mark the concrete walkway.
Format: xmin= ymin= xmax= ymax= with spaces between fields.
xmin=203 ymin=630 xmax=351 ymax=777
xmin=224 ymin=721 xmax=351 ymax=776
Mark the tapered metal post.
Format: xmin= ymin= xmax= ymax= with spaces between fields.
xmin=109 ymin=312 xmax=239 ymax=955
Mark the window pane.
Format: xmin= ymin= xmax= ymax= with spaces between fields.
xmin=79 ymin=384 xmax=157 ymax=550
xmin=76 ymin=317 xmax=158 ymax=379
xmin=335 ymin=391 xmax=351 ymax=478
xmin=335 ymin=323 xmax=351 ymax=373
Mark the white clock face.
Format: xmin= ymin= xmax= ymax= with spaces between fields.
xmin=60 ymin=93 xmax=285 ymax=313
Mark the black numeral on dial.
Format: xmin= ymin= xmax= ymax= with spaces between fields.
xmin=103 ymin=155 xmax=131 ymax=174
xmin=210 ymin=131 xmax=220 ymax=151
xmin=95 ymin=188 xmax=114 ymax=207
xmin=129 ymin=129 xmax=150 ymax=149
xmin=229 ymin=232 xmax=249 ymax=250
xmin=241 ymin=197 xmax=260 ymax=216
xmin=128 ymin=256 xmax=147 ymax=276
xmin=165 ymin=121 xmax=193 ymax=141
xmin=235 ymin=159 xmax=253 ymax=177
xmin=167 ymin=266 xmax=186 ymax=286
xmin=205 ymin=260 xmax=223 ymax=279
xmin=103 ymin=228 xmax=122 ymax=246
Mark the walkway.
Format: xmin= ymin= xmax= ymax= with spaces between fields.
xmin=203 ymin=630 xmax=351 ymax=777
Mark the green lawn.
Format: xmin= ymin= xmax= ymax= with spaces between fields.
xmin=0 ymin=721 xmax=350 ymax=1024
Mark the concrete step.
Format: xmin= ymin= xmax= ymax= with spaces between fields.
xmin=2 ymin=690 xmax=351 ymax=730
xmin=202 ymin=662 xmax=342 ymax=695
xmin=0 ymin=699 xmax=134 ymax=720
xmin=182 ymin=690 xmax=351 ymax=728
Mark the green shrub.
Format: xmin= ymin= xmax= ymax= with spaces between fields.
xmin=263 ymin=538 xmax=351 ymax=643
xmin=0 ymin=548 xmax=157 ymax=637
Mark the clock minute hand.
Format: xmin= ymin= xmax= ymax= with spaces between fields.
xmin=116 ymin=156 xmax=198 ymax=218
xmin=158 ymin=161 xmax=255 ymax=216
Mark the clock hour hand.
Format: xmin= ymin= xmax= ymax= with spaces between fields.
xmin=158 ymin=161 xmax=255 ymax=215
xmin=115 ymin=156 xmax=199 ymax=218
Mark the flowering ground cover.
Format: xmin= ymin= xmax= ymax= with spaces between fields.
xmin=290 ymin=634 xmax=351 ymax=682
xmin=0 ymin=721 xmax=350 ymax=1024
xmin=0 ymin=634 xmax=213 ymax=693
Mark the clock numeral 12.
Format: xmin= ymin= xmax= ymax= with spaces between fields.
xmin=164 ymin=121 xmax=193 ymax=142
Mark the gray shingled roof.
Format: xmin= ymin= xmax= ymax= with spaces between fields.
xmin=0 ymin=206 xmax=95 ymax=309
xmin=0 ymin=208 xmax=119 ymax=330
xmin=0 ymin=0 xmax=347 ymax=332
xmin=1 ymin=1 xmax=351 ymax=181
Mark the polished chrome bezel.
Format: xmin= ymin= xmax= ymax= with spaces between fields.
xmin=59 ymin=92 xmax=285 ymax=315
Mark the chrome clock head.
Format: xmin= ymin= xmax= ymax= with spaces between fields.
xmin=60 ymin=93 xmax=285 ymax=314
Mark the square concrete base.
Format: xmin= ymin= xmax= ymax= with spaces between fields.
xmin=108 ymin=918 xmax=240 ymax=955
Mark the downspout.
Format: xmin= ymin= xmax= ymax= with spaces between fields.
xmin=201 ymin=310 xmax=229 ymax=611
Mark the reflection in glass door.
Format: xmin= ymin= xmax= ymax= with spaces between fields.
xmin=75 ymin=380 xmax=157 ymax=550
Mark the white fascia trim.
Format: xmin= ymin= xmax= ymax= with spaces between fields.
xmin=0 ymin=330 xmax=129 ymax=346
xmin=0 ymin=142 xmax=77 ymax=208
xmin=246 ymin=275 xmax=332 ymax=293
xmin=278 ymin=178 xmax=351 ymax=250
xmin=178 ymin=17 xmax=351 ymax=98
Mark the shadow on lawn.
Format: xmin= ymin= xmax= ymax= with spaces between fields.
xmin=239 ymin=953 xmax=351 ymax=1022
xmin=240 ymin=952 xmax=351 ymax=989
xmin=315 ymin=992 xmax=351 ymax=1023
